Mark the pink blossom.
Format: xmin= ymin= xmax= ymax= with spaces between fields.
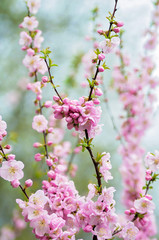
xmin=0 ymin=160 xmax=24 ymax=181
xmin=93 ymin=224 xmax=112 ymax=240
xmin=99 ymin=152 xmax=113 ymax=183
xmin=30 ymin=214 xmax=50 ymax=236
xmin=134 ymin=197 xmax=155 ymax=214
xmin=145 ymin=151 xmax=159 ymax=171
xmin=32 ymin=115 xmax=48 ymax=133
xmin=34 ymin=30 xmax=44 ymax=49
xmin=0 ymin=115 xmax=7 ymax=137
xmin=121 ymin=222 xmax=139 ymax=240
xmin=19 ymin=31 xmax=32 ymax=47
xmin=29 ymin=190 xmax=48 ymax=208
xmin=99 ymin=37 xmax=120 ymax=54
xmin=27 ymin=0 xmax=41 ymax=14
xmin=22 ymin=16 xmax=38 ymax=31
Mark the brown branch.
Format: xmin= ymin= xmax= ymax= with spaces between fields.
xmin=85 ymin=130 xmax=102 ymax=193
xmin=88 ymin=0 xmax=118 ymax=101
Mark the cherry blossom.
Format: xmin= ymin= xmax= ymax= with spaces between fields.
xmin=0 ymin=160 xmax=24 ymax=182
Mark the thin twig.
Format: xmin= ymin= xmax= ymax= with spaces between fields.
xmin=44 ymin=59 xmax=63 ymax=103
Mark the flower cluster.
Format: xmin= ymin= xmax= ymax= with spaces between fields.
xmin=53 ymin=97 xmax=102 ymax=138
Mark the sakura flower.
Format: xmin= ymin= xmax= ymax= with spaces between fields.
xmin=0 ymin=160 xmax=24 ymax=181
xmin=30 ymin=214 xmax=50 ymax=236
xmin=23 ymin=54 xmax=39 ymax=73
xmin=121 ymin=222 xmax=139 ymax=240
xmin=27 ymin=0 xmax=41 ymax=14
xmin=145 ymin=151 xmax=159 ymax=171
xmin=93 ymin=224 xmax=112 ymax=240
xmin=27 ymin=81 xmax=42 ymax=95
xmin=34 ymin=30 xmax=44 ymax=49
xmin=0 ymin=115 xmax=7 ymax=136
xmin=32 ymin=115 xmax=48 ymax=133
xmin=22 ymin=16 xmax=39 ymax=31
xmin=134 ymin=197 xmax=155 ymax=214
xmin=19 ymin=31 xmax=32 ymax=47
xmin=99 ymin=152 xmax=113 ymax=182
xmin=99 ymin=37 xmax=120 ymax=54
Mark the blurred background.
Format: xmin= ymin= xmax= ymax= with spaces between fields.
xmin=0 ymin=0 xmax=159 ymax=239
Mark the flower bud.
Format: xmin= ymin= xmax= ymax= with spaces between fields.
xmin=25 ymin=179 xmax=33 ymax=187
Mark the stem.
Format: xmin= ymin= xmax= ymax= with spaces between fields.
xmin=145 ymin=180 xmax=151 ymax=195
xmin=85 ymin=130 xmax=102 ymax=193
xmin=88 ymin=0 xmax=118 ymax=101
xmin=44 ymin=59 xmax=63 ymax=103
xmin=38 ymin=100 xmax=49 ymax=160
xmin=107 ymin=0 xmax=118 ymax=37
xmin=19 ymin=184 xmax=29 ymax=199
xmin=88 ymin=60 xmax=101 ymax=101
xmin=0 ymin=145 xmax=8 ymax=161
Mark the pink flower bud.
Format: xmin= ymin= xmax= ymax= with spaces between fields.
xmin=36 ymin=94 xmax=42 ymax=101
xmin=21 ymin=46 xmax=27 ymax=51
xmin=11 ymin=179 xmax=20 ymax=188
xmin=44 ymin=101 xmax=52 ymax=108
xmin=53 ymin=156 xmax=58 ymax=162
xmin=19 ymin=23 xmax=23 ymax=28
xmin=46 ymin=158 xmax=53 ymax=166
xmin=113 ymin=28 xmax=120 ymax=33
xmin=93 ymin=98 xmax=100 ymax=105
xmin=53 ymin=96 xmax=60 ymax=102
xmin=7 ymin=154 xmax=15 ymax=161
xmin=130 ymin=208 xmax=136 ymax=214
xmin=98 ymin=66 xmax=104 ymax=72
xmin=145 ymin=194 xmax=152 ymax=200
xmin=146 ymin=169 xmax=152 ymax=175
xmin=47 ymin=141 xmax=53 ymax=146
xmin=33 ymin=142 xmax=42 ymax=148
xmin=34 ymin=153 xmax=43 ymax=162
xmin=95 ymin=88 xmax=103 ymax=96
xmin=42 ymin=76 xmax=49 ymax=83
xmin=97 ymin=29 xmax=104 ymax=35
xmin=2 ymin=131 xmax=7 ymax=137
xmin=124 ymin=210 xmax=130 ymax=215
xmin=25 ymin=179 xmax=33 ymax=187
xmin=4 ymin=145 xmax=11 ymax=149
xmin=48 ymin=127 xmax=53 ymax=133
xmin=83 ymin=225 xmax=93 ymax=232
xmin=47 ymin=170 xmax=56 ymax=179
xmin=98 ymin=53 xmax=105 ymax=61
xmin=145 ymin=175 xmax=152 ymax=181
xmin=116 ymin=21 xmax=124 ymax=27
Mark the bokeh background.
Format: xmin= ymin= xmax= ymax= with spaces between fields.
xmin=1 ymin=0 xmax=159 ymax=239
